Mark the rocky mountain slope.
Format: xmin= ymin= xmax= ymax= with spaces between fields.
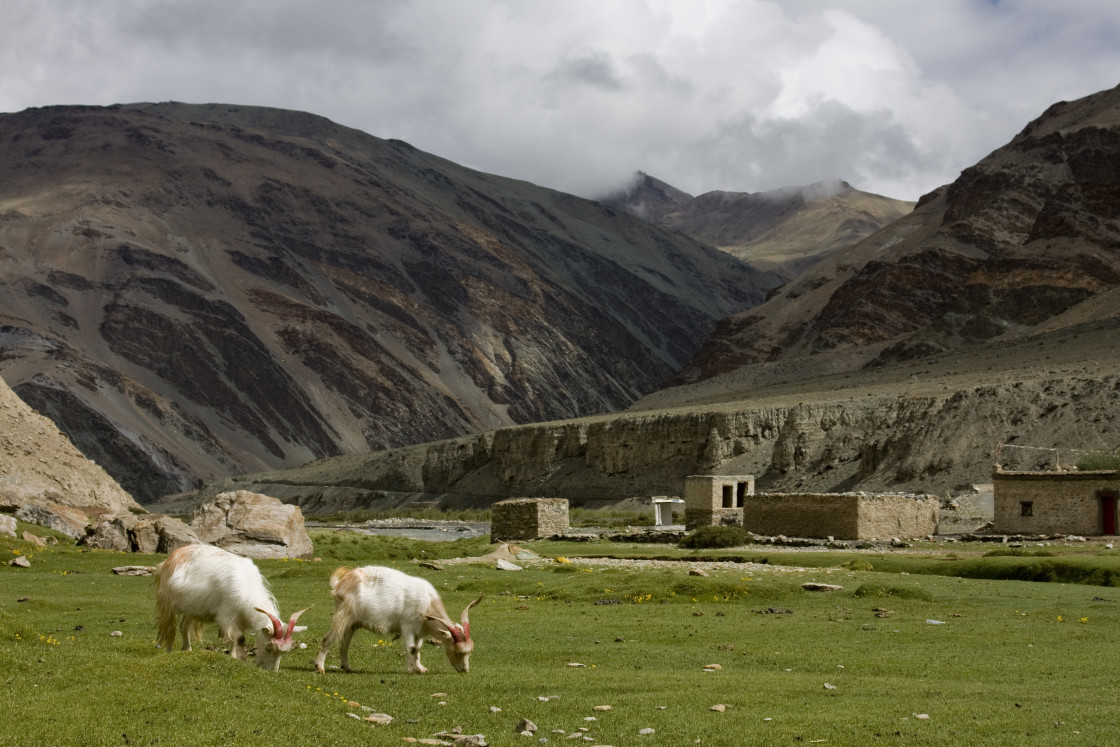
xmin=0 ymin=103 xmax=780 ymax=503
xmin=0 ymin=374 xmax=138 ymax=515
xmin=170 ymin=319 xmax=1120 ymax=514
xmin=602 ymin=173 xmax=913 ymax=278
xmin=673 ymin=83 xmax=1120 ymax=388
xmin=165 ymin=83 xmax=1120 ymax=514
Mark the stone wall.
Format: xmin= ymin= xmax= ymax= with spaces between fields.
xmin=491 ymin=498 xmax=569 ymax=541
xmin=744 ymin=492 xmax=938 ymax=539
xmin=683 ymin=474 xmax=755 ymax=529
xmin=993 ymin=467 xmax=1120 ymax=535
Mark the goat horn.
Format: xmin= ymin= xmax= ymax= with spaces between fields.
xmin=253 ymin=607 xmax=284 ymax=638
xmin=460 ymin=595 xmax=483 ymax=640
xmin=283 ymin=605 xmax=313 ymax=641
xmin=423 ymin=614 xmax=465 ymax=643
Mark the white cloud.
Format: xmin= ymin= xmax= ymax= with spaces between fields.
xmin=1 ymin=0 xmax=1118 ymax=201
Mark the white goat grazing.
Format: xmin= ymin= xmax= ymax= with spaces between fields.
xmin=314 ymin=565 xmax=481 ymax=674
xmin=155 ymin=544 xmax=311 ymax=671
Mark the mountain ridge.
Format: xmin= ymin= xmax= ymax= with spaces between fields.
xmin=601 ymin=173 xmax=913 ymax=278
xmin=0 ymin=102 xmax=780 ymax=501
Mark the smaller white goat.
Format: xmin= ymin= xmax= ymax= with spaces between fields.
xmin=155 ymin=544 xmax=311 ymax=671
xmin=314 ymin=565 xmax=481 ymax=674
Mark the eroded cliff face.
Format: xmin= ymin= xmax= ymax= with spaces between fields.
xmin=182 ymin=372 xmax=1120 ymax=512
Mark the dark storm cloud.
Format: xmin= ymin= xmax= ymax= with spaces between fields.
xmin=2 ymin=0 xmax=1119 ymax=201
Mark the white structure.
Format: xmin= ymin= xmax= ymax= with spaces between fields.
xmin=652 ymin=496 xmax=684 ymax=526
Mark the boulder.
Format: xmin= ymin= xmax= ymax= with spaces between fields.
xmin=83 ymin=514 xmax=200 ymax=553
xmin=21 ymin=531 xmax=46 ymax=547
xmin=15 ymin=503 xmax=89 ymax=539
xmin=190 ymin=490 xmax=313 ymax=559
xmin=9 ymin=555 xmax=30 ymax=568
xmin=0 ymin=514 xmax=15 ymax=537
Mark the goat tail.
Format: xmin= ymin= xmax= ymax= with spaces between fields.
xmin=154 ymin=559 xmax=177 ymax=651
xmin=328 ymin=566 xmax=352 ymax=593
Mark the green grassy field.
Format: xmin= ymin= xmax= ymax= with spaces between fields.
xmin=3 ymin=524 xmax=1120 ymax=746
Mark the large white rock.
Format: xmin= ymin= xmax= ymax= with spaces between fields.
xmin=190 ymin=490 xmax=313 ymax=559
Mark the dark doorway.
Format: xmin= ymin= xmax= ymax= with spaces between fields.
xmin=1099 ymin=490 xmax=1117 ymax=535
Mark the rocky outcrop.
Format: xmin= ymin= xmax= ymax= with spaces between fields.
xmin=0 ymin=514 xmax=14 ymax=537
xmin=190 ymin=490 xmax=312 ymax=559
xmin=83 ymin=514 xmax=200 ymax=553
xmin=677 ymin=83 xmax=1120 ymax=385
xmin=175 ymin=368 xmax=1120 ymax=513
xmin=14 ymin=503 xmax=89 ymax=539
xmin=0 ymin=375 xmax=140 ymax=515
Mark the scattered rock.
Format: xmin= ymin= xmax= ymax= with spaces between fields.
xmin=9 ymin=556 xmax=30 ymax=568
xmin=710 ymin=704 xmax=727 ymax=712
xmin=490 ymin=706 xmax=502 ymax=713
xmin=823 ymin=683 xmax=837 ymax=690
xmin=802 ymin=583 xmax=844 ymax=592
xmin=363 ymin=713 xmax=393 ymax=725
xmin=21 ymin=531 xmax=46 ymax=547
xmin=913 ymin=713 xmax=930 ymax=720
xmin=639 ymin=727 xmax=656 ymax=735
xmin=0 ymin=514 xmax=15 ymax=537
xmin=703 ymin=664 xmax=722 ymax=671
xmin=84 ymin=514 xmax=199 ymax=554
xmin=110 ymin=631 xmax=123 ymax=637
xmin=419 ymin=562 xmax=445 ymax=571
xmin=593 ymin=705 xmax=611 ymax=711
xmin=496 ymin=559 xmax=523 ymax=571
xmin=926 ymin=619 xmax=946 ymax=625
xmin=516 ymin=718 xmax=538 ymax=734
xmin=756 ymin=607 xmax=793 ymax=615
xmin=566 ymin=662 xmax=586 ymax=667
xmin=112 ymin=565 xmax=157 ymax=576
xmin=688 ymin=569 xmax=708 ymax=577
xmin=432 ymin=732 xmax=487 ymax=746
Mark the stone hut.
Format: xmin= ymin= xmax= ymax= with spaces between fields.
xmin=993 ymin=466 xmax=1120 ymax=535
xmin=683 ymin=475 xmax=754 ymax=530
xmin=743 ymin=492 xmax=939 ymax=540
xmin=491 ymin=498 xmax=569 ymax=541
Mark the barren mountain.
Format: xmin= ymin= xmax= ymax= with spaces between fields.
xmin=163 ymin=83 xmax=1120 ymax=513
xmin=602 ymin=173 xmax=913 ymax=278
xmin=673 ymin=82 xmax=1120 ymax=389
xmin=0 ymin=103 xmax=780 ymax=503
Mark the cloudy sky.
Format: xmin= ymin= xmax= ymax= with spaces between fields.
xmin=3 ymin=1 xmax=1119 ymax=201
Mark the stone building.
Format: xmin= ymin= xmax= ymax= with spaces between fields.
xmin=743 ymin=492 xmax=939 ymax=540
xmin=993 ymin=466 xmax=1120 ymax=535
xmin=683 ymin=475 xmax=755 ymax=530
xmin=491 ymin=498 xmax=570 ymax=541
